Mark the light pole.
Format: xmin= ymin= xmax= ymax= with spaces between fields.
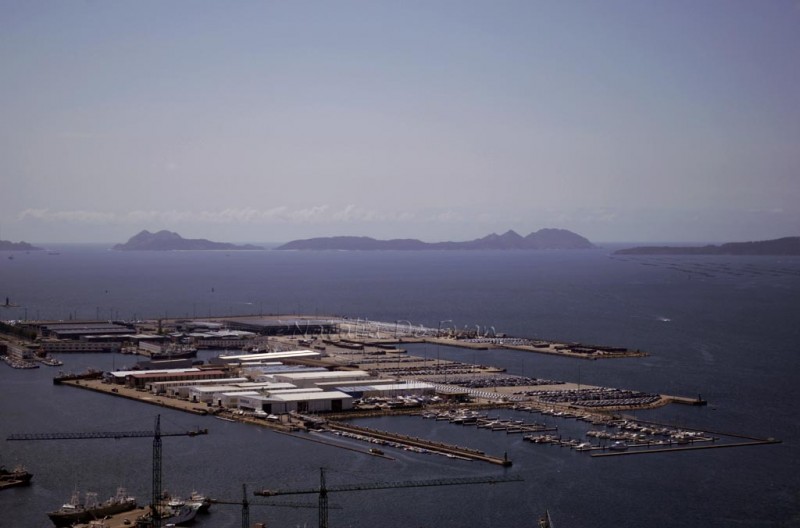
xmin=395 ymin=320 xmax=411 ymax=340
xmin=436 ymin=320 xmax=452 ymax=377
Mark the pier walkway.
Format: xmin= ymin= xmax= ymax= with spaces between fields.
xmin=326 ymin=421 xmax=513 ymax=466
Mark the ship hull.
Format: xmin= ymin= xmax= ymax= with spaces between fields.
xmin=47 ymin=499 xmax=137 ymax=527
xmin=0 ymin=467 xmax=33 ymax=490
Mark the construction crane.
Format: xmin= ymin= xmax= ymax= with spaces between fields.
xmin=255 ymin=468 xmax=523 ymax=528
xmin=7 ymin=414 xmax=207 ymax=528
xmin=209 ymin=483 xmax=338 ymax=528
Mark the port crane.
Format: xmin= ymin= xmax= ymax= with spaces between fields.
xmin=209 ymin=483 xmax=338 ymax=528
xmin=7 ymin=414 xmax=207 ymax=528
xmin=255 ymin=467 xmax=523 ymax=528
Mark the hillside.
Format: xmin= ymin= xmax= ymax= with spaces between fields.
xmin=614 ymin=236 xmax=800 ymax=256
xmin=277 ymin=229 xmax=595 ymax=251
xmin=0 ymin=239 xmax=42 ymax=251
xmin=113 ymin=230 xmax=264 ymax=251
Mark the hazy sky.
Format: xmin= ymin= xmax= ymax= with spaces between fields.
xmin=2 ymin=1 xmax=799 ymax=244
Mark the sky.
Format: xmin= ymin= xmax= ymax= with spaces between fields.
xmin=1 ymin=1 xmax=799 ymax=244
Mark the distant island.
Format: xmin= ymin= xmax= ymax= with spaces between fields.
xmin=113 ymin=230 xmax=264 ymax=251
xmin=276 ymin=229 xmax=595 ymax=251
xmin=0 ymin=239 xmax=42 ymax=251
xmin=614 ymin=236 xmax=800 ymax=256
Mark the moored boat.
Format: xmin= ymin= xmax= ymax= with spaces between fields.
xmin=609 ymin=441 xmax=628 ymax=451
xmin=0 ymin=464 xmax=33 ymax=490
xmin=156 ymin=503 xmax=200 ymax=526
xmin=187 ymin=491 xmax=211 ymax=513
xmin=47 ymin=488 xmax=136 ymax=527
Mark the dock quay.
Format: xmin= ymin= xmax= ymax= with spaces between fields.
xmin=590 ymin=438 xmax=782 ymax=457
xmin=67 ymin=505 xmax=151 ymax=528
xmin=325 ymin=422 xmax=513 ymax=466
xmin=56 ymin=378 xmax=213 ymax=416
xmin=15 ymin=314 xmax=776 ymax=467
xmin=665 ymin=394 xmax=708 ymax=406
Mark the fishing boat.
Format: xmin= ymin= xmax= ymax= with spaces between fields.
xmin=162 ymin=490 xmax=210 ymax=514
xmin=187 ymin=491 xmax=211 ymax=513
xmin=150 ymin=503 xmax=200 ymax=526
xmin=0 ymin=464 xmax=33 ymax=490
xmin=47 ymin=488 xmax=136 ymax=527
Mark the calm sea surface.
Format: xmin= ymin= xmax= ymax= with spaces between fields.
xmin=1 ymin=246 xmax=799 ymax=527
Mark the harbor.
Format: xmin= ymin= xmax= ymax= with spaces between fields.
xmin=1 ymin=247 xmax=797 ymax=528
xmin=3 ymin=314 xmax=775 ymax=473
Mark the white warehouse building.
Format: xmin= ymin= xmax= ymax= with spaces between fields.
xmin=272 ymin=370 xmax=372 ymax=388
xmin=235 ymin=390 xmax=353 ymax=414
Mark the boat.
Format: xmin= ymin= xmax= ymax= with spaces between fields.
xmin=0 ymin=464 xmax=33 ymax=490
xmin=186 ymin=491 xmax=211 ymax=513
xmin=609 ymin=441 xmax=628 ymax=451
xmin=150 ymin=345 xmax=197 ymax=360
xmin=36 ymin=355 xmax=64 ymax=367
xmin=156 ymin=503 xmax=200 ymax=526
xmin=539 ymin=509 xmax=555 ymax=528
xmin=163 ymin=491 xmax=210 ymax=514
xmin=47 ymin=488 xmax=136 ymax=527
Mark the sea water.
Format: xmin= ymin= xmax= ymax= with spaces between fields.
xmin=1 ymin=246 xmax=798 ymax=527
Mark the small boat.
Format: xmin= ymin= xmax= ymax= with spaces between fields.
xmin=0 ymin=464 xmax=33 ymax=490
xmin=609 ymin=441 xmax=628 ymax=451
xmin=539 ymin=509 xmax=554 ymax=528
xmin=368 ymin=448 xmax=385 ymax=456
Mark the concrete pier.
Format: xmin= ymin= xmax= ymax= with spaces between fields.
xmin=327 ymin=422 xmax=513 ymax=466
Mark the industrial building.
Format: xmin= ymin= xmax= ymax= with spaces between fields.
xmin=271 ymin=370 xmax=372 ymax=388
xmin=335 ymin=381 xmax=436 ymax=398
xmin=225 ymin=317 xmax=338 ymax=336
xmin=122 ymin=369 xmax=228 ymax=389
xmin=39 ymin=340 xmax=122 ymax=353
xmin=36 ymin=321 xmax=134 ymax=340
xmin=214 ymin=350 xmax=322 ymax=365
xmin=235 ymin=390 xmax=353 ymax=414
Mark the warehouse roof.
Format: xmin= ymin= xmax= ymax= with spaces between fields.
xmin=218 ymin=350 xmax=320 ymax=361
xmin=267 ymin=390 xmax=352 ymax=402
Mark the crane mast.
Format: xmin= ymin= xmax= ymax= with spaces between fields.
xmin=256 ymin=469 xmax=523 ymax=528
xmin=7 ymin=415 xmax=207 ymax=528
xmin=152 ymin=415 xmax=162 ymax=527
xmin=319 ymin=467 xmax=328 ymax=528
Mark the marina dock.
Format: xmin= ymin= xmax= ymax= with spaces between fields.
xmin=326 ymin=422 xmax=513 ymax=466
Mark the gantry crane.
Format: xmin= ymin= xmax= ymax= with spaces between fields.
xmin=7 ymin=414 xmax=207 ymax=528
xmin=255 ymin=468 xmax=523 ymax=528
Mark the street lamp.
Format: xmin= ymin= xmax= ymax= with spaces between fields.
xmin=395 ymin=320 xmax=411 ymax=340
xmin=436 ymin=320 xmax=452 ymax=377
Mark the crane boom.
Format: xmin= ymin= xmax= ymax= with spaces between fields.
xmin=7 ymin=429 xmax=207 ymax=441
xmin=6 ymin=416 xmax=207 ymax=528
xmin=257 ymin=469 xmax=522 ymax=528
xmin=255 ymin=474 xmax=522 ymax=496
xmin=209 ymin=499 xmax=328 ymax=509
